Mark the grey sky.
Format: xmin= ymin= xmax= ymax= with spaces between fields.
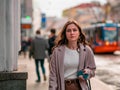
xmin=33 ymin=0 xmax=107 ymax=17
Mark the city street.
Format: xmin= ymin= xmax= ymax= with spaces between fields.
xmin=17 ymin=52 xmax=120 ymax=90
xmin=1 ymin=0 xmax=120 ymax=90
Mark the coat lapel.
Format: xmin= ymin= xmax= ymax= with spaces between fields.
xmin=78 ymin=44 xmax=86 ymax=70
xmin=57 ymin=45 xmax=65 ymax=90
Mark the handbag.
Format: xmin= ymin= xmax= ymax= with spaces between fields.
xmin=65 ymin=78 xmax=82 ymax=90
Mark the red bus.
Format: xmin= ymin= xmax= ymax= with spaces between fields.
xmin=83 ymin=22 xmax=120 ymax=53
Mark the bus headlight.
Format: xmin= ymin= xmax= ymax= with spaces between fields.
xmin=113 ymin=41 xmax=117 ymax=46
xmin=105 ymin=41 xmax=109 ymax=46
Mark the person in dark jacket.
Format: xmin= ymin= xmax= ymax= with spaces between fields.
xmin=30 ymin=30 xmax=49 ymax=83
xmin=48 ymin=28 xmax=56 ymax=55
xmin=19 ymin=37 xmax=28 ymax=58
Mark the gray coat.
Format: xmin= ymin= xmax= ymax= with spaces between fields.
xmin=31 ymin=36 xmax=49 ymax=59
xmin=49 ymin=44 xmax=96 ymax=90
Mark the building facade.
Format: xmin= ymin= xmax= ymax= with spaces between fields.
xmin=21 ymin=0 xmax=33 ymax=38
xmin=63 ymin=2 xmax=104 ymax=28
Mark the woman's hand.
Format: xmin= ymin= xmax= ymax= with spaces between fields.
xmin=78 ymin=75 xmax=85 ymax=81
xmin=83 ymin=68 xmax=91 ymax=74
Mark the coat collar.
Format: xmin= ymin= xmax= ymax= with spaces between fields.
xmin=57 ymin=43 xmax=86 ymax=72
xmin=57 ymin=44 xmax=86 ymax=51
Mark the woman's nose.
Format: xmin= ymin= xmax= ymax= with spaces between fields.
xmin=70 ymin=30 xmax=74 ymax=34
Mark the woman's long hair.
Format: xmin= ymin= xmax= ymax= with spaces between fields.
xmin=54 ymin=19 xmax=89 ymax=49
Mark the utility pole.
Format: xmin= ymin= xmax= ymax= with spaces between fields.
xmin=105 ymin=2 xmax=111 ymax=20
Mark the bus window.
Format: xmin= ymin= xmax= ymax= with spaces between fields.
xmin=85 ymin=28 xmax=94 ymax=45
xmin=104 ymin=29 xmax=117 ymax=42
xmin=94 ymin=27 xmax=103 ymax=45
xmin=104 ymin=27 xmax=117 ymax=42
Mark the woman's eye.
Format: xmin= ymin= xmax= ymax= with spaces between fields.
xmin=66 ymin=29 xmax=71 ymax=32
xmin=66 ymin=28 xmax=78 ymax=32
xmin=73 ymin=29 xmax=77 ymax=32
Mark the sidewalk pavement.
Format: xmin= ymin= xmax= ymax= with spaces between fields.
xmin=18 ymin=54 xmax=114 ymax=90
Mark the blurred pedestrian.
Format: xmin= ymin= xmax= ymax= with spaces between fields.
xmin=30 ymin=29 xmax=49 ymax=83
xmin=49 ymin=19 xmax=96 ymax=90
xmin=28 ymin=37 xmax=33 ymax=59
xmin=48 ymin=28 xmax=56 ymax=56
xmin=19 ymin=37 xmax=28 ymax=58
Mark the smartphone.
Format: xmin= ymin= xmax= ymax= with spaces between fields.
xmin=77 ymin=70 xmax=89 ymax=80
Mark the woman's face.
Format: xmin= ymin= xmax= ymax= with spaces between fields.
xmin=66 ymin=23 xmax=80 ymax=43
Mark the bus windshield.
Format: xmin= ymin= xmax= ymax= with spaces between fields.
xmin=104 ymin=28 xmax=117 ymax=42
